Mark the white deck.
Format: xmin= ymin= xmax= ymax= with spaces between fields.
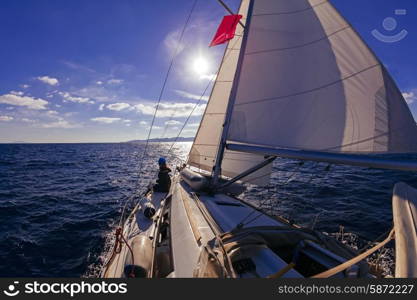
xmin=169 ymin=178 xmax=215 ymax=277
xmin=199 ymin=193 xmax=284 ymax=232
xmin=169 ymin=176 xmax=290 ymax=277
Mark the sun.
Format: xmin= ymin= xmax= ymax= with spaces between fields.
xmin=192 ymin=56 xmax=209 ymax=75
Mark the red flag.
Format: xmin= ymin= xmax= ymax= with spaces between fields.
xmin=209 ymin=14 xmax=242 ymax=47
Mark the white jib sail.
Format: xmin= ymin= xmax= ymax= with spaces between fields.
xmin=188 ymin=0 xmax=272 ymax=185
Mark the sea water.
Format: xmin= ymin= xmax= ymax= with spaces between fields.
xmin=1 ymin=142 xmax=416 ymax=277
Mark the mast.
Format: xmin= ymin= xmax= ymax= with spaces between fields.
xmin=216 ymin=0 xmax=246 ymax=28
xmin=211 ymin=0 xmax=254 ymax=186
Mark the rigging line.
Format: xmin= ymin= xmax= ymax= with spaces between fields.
xmin=166 ymin=83 xmax=211 ymax=156
xmin=234 ymin=161 xmax=305 ymax=229
xmin=137 ymin=0 xmax=198 ymax=171
xmin=159 ymin=100 xmax=186 ymax=141
xmin=118 ymin=0 xmax=199 ymax=225
xmin=242 ymin=162 xmax=330 ymax=229
xmin=216 ymin=0 xmax=245 ymax=28
xmin=295 ymin=163 xmax=332 ymax=227
xmin=248 ymin=162 xmax=329 ymax=227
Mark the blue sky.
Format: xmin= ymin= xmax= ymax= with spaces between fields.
xmin=0 ymin=0 xmax=416 ymax=143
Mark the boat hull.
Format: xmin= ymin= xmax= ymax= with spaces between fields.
xmin=102 ymin=174 xmax=370 ymax=278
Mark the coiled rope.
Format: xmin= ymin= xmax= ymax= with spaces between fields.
xmin=103 ymin=227 xmax=136 ymax=277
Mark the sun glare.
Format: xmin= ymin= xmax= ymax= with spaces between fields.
xmin=192 ymin=56 xmax=209 ymax=75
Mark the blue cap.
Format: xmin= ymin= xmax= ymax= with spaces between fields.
xmin=158 ymin=157 xmax=166 ymax=165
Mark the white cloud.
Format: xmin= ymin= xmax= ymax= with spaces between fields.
xmin=59 ymin=92 xmax=93 ymax=104
xmin=46 ymin=90 xmax=58 ymax=98
xmin=96 ymin=81 xmax=103 ymax=85
xmin=10 ymin=90 xmax=24 ymax=96
xmin=40 ymin=120 xmax=79 ymax=128
xmin=174 ymin=90 xmax=209 ymax=101
xmin=134 ymin=103 xmax=156 ymax=116
xmin=74 ymin=86 xmax=113 ymax=102
xmin=123 ymin=120 xmax=132 ymax=126
xmin=91 ymin=117 xmax=121 ymax=124
xmin=181 ymin=123 xmax=200 ymax=135
xmin=181 ymin=128 xmax=198 ymax=136
xmin=0 ymin=116 xmax=14 ymax=122
xmin=403 ymin=92 xmax=416 ymax=105
xmin=37 ymin=76 xmax=59 ymax=86
xmin=19 ymin=110 xmax=77 ymax=128
xmin=165 ymin=120 xmax=182 ymax=126
xmin=164 ymin=30 xmax=185 ymax=55
xmin=63 ymin=61 xmax=96 ymax=73
xmin=21 ymin=118 xmax=37 ymax=123
xmin=107 ymin=102 xmax=131 ymax=111
xmin=99 ymin=104 xmax=105 ymax=111
xmin=135 ymin=102 xmax=206 ymax=118
xmin=43 ymin=110 xmax=62 ymax=120
xmin=107 ymin=79 xmax=123 ymax=85
xmin=47 ymin=110 xmax=59 ymax=115
xmin=18 ymin=109 xmax=78 ymax=128
xmin=138 ymin=120 xmax=162 ymax=130
xmin=0 ymin=93 xmax=48 ymax=110
xmin=20 ymin=84 xmax=30 ymax=89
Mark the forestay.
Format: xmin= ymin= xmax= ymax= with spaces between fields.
xmin=226 ymin=0 xmax=417 ymax=154
xmin=188 ymin=0 xmax=271 ymax=186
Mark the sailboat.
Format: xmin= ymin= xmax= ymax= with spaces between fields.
xmin=101 ymin=0 xmax=417 ymax=278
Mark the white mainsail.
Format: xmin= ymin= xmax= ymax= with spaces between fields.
xmin=226 ymin=0 xmax=417 ymax=154
xmin=188 ymin=0 xmax=271 ymax=185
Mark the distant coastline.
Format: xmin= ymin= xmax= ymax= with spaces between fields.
xmin=126 ymin=137 xmax=194 ymax=143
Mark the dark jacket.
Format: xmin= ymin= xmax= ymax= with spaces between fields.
xmin=155 ymin=165 xmax=171 ymax=192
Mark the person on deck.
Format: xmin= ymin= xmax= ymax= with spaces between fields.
xmin=153 ymin=157 xmax=172 ymax=193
